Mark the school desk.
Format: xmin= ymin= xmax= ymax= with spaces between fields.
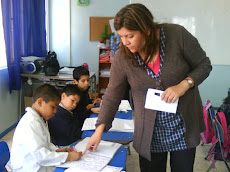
xmin=54 ymin=144 xmax=127 ymax=171
xmin=81 ymin=110 xmax=133 ymax=156
xmin=81 ymin=110 xmax=134 ymax=143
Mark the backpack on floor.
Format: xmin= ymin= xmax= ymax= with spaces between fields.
xmin=200 ymin=100 xmax=215 ymax=144
xmin=201 ymin=100 xmax=230 ymax=171
xmin=213 ymin=112 xmax=230 ymax=161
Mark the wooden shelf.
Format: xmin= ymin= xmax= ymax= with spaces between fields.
xmin=98 ymin=48 xmax=112 ymax=98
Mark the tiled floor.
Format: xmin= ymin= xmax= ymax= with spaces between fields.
xmin=1 ymin=129 xmax=230 ymax=172
xmin=126 ymin=142 xmax=230 ymax=172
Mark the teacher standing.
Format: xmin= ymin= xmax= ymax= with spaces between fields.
xmin=85 ymin=3 xmax=212 ymax=172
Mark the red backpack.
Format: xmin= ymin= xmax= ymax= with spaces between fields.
xmin=201 ymin=100 xmax=230 ymax=170
xmin=200 ymin=100 xmax=215 ymax=144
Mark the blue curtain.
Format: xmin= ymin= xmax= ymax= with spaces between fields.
xmin=1 ymin=0 xmax=47 ymax=93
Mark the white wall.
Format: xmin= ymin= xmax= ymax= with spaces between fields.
xmin=49 ymin=0 xmax=71 ymax=66
xmin=49 ymin=0 xmax=230 ymax=107
xmin=0 ymin=69 xmax=19 ymax=136
xmin=131 ymin=0 xmax=230 ymax=107
xmin=70 ymin=0 xmax=130 ymax=76
xmin=49 ymin=0 xmax=130 ymax=79
xmin=199 ymin=65 xmax=230 ymax=107
xmin=131 ymin=0 xmax=230 ymax=65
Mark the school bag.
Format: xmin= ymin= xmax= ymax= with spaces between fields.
xmin=202 ymin=100 xmax=230 ymax=171
xmin=212 ymin=112 xmax=230 ymax=161
xmin=200 ymin=100 xmax=215 ymax=144
xmin=44 ymin=51 xmax=60 ymax=76
xmin=81 ymin=63 xmax=89 ymax=70
xmin=213 ymin=99 xmax=230 ymax=161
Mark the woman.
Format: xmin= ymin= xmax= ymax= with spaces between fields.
xmin=84 ymin=3 xmax=212 ymax=172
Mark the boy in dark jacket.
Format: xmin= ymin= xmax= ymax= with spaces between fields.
xmin=48 ymin=84 xmax=83 ymax=146
xmin=72 ymin=66 xmax=100 ymax=121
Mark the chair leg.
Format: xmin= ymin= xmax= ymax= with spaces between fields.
xmin=206 ymin=164 xmax=213 ymax=172
xmin=224 ymin=161 xmax=230 ymax=172
xmin=122 ymin=143 xmax=131 ymax=155
xmin=216 ymin=128 xmax=230 ymax=172
xmin=205 ymin=144 xmax=215 ymax=160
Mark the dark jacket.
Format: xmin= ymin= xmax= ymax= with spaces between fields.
xmin=96 ymin=24 xmax=212 ymax=160
xmin=48 ymin=105 xmax=82 ymax=146
xmin=72 ymin=86 xmax=92 ymax=122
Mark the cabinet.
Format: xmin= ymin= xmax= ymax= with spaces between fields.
xmin=98 ymin=48 xmax=113 ymax=97
xmin=97 ymin=48 xmax=134 ymax=108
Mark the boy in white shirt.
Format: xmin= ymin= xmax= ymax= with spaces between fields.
xmin=9 ymin=84 xmax=82 ymax=172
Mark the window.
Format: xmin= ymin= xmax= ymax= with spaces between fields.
xmin=0 ymin=2 xmax=7 ymax=69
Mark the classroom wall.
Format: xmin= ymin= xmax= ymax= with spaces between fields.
xmin=49 ymin=0 xmax=230 ymax=107
xmin=131 ymin=0 xmax=230 ymax=65
xmin=131 ymin=0 xmax=230 ymax=107
xmin=49 ymin=0 xmax=130 ymax=79
xmin=49 ymin=0 xmax=71 ymax=66
xmin=0 ymin=68 xmax=19 ymax=137
xmin=199 ymin=65 xmax=230 ymax=107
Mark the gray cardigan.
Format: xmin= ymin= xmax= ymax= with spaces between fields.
xmin=96 ymin=24 xmax=212 ymax=160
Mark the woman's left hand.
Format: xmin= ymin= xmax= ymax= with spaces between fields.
xmin=161 ymin=80 xmax=190 ymax=103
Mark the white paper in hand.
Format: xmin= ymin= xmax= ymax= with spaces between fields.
xmin=144 ymin=88 xmax=179 ymax=114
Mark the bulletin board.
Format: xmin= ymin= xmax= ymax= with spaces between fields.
xmin=89 ymin=17 xmax=114 ymax=41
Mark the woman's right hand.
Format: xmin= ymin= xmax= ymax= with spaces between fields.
xmin=83 ymin=124 xmax=105 ymax=154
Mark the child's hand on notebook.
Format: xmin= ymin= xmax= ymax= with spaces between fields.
xmin=66 ymin=151 xmax=82 ymax=161
xmin=91 ymin=107 xmax=100 ymax=114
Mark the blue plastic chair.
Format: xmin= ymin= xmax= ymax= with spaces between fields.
xmin=0 ymin=141 xmax=10 ymax=172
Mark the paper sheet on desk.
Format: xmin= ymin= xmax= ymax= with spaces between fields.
xmin=59 ymin=67 xmax=74 ymax=75
xmin=64 ymin=165 xmax=122 ymax=172
xmin=82 ymin=118 xmax=134 ymax=132
xmin=58 ymin=74 xmax=73 ymax=78
xmin=118 ymin=100 xmax=132 ymax=112
xmin=144 ymin=88 xmax=179 ymax=114
xmin=58 ymin=138 xmax=121 ymax=171
xmin=75 ymin=137 xmax=121 ymax=159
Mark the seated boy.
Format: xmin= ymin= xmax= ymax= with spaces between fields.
xmin=48 ymin=84 xmax=83 ymax=146
xmin=9 ymin=84 xmax=82 ymax=172
xmin=72 ymin=66 xmax=100 ymax=120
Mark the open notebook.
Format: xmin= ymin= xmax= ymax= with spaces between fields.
xmin=57 ymin=138 xmax=121 ymax=171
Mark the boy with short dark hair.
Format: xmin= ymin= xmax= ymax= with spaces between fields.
xmin=48 ymin=84 xmax=83 ymax=146
xmin=72 ymin=66 xmax=100 ymax=120
xmin=9 ymin=84 xmax=82 ymax=172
